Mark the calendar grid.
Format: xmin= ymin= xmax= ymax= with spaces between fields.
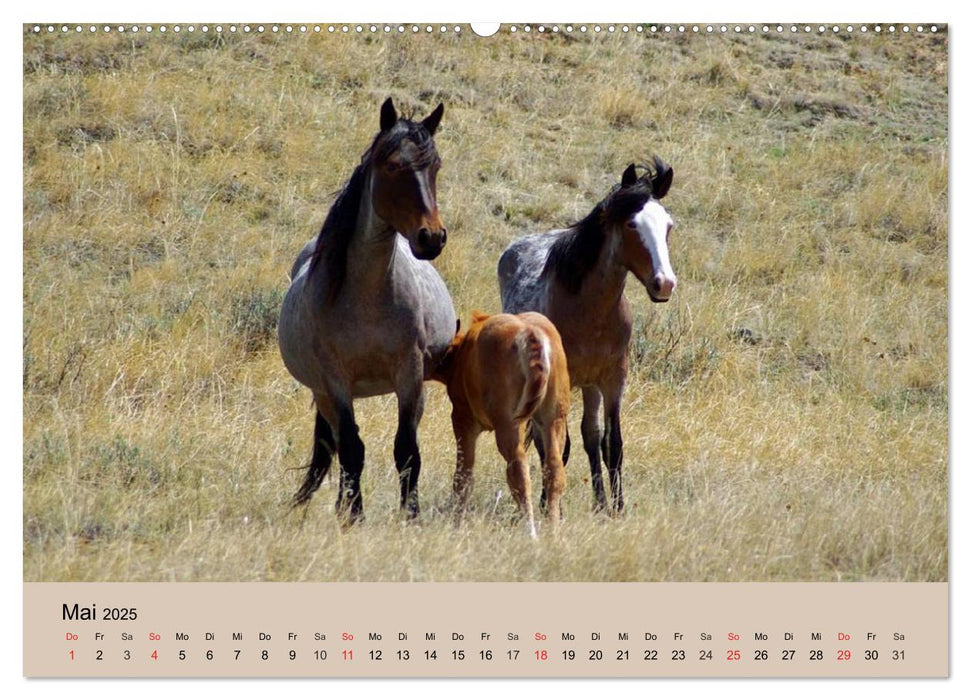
xmin=25 ymin=582 xmax=948 ymax=678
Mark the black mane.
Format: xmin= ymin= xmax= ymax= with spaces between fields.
xmin=307 ymin=161 xmax=367 ymax=300
xmin=307 ymin=117 xmax=439 ymax=300
xmin=543 ymin=171 xmax=655 ymax=295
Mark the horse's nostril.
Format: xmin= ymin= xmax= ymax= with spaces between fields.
xmin=441 ymin=228 xmax=448 ymax=245
xmin=418 ymin=229 xmax=431 ymax=246
xmin=651 ymin=274 xmax=675 ymax=299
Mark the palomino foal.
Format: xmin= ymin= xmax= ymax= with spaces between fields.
xmin=498 ymin=160 xmax=677 ymax=513
xmin=434 ymin=312 xmax=570 ymax=537
xmin=279 ymin=98 xmax=456 ymax=522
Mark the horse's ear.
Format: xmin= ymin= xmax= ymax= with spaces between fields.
xmin=652 ymin=156 xmax=674 ymax=199
xmin=380 ymin=97 xmax=398 ymax=132
xmin=621 ymin=163 xmax=638 ymax=188
xmin=422 ymin=102 xmax=445 ymax=136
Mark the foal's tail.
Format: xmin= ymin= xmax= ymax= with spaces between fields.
xmin=514 ymin=326 xmax=551 ymax=421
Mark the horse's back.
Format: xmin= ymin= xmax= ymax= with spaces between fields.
xmin=289 ymin=236 xmax=317 ymax=282
xmin=515 ymin=312 xmax=570 ymax=419
xmin=466 ymin=312 xmax=567 ymax=424
xmin=516 ymin=311 xmax=560 ymax=342
xmin=497 ymin=230 xmax=562 ymax=314
xmin=457 ymin=314 xmax=538 ymax=427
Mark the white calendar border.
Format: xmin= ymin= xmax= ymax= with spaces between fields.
xmin=5 ymin=0 xmax=963 ymax=696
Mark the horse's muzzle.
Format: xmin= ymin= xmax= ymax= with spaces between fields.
xmin=411 ymin=227 xmax=447 ymax=260
xmin=647 ymin=273 xmax=676 ymax=302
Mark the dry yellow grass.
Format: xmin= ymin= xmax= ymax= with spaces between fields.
xmin=23 ymin=27 xmax=947 ymax=582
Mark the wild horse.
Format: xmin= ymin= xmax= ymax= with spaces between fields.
xmin=434 ymin=312 xmax=571 ymax=537
xmin=498 ymin=159 xmax=677 ymax=513
xmin=279 ymin=98 xmax=456 ymax=522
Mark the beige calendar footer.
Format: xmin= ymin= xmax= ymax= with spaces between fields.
xmin=24 ymin=582 xmax=947 ymax=677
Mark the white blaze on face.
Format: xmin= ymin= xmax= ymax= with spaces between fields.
xmin=631 ymin=199 xmax=677 ymax=299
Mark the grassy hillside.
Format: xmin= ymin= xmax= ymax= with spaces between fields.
xmin=23 ymin=26 xmax=947 ymax=581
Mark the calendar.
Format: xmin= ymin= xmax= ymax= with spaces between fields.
xmin=22 ymin=20 xmax=949 ymax=682
xmin=25 ymin=582 xmax=947 ymax=677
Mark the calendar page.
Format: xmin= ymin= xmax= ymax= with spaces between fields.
xmin=21 ymin=16 xmax=949 ymax=682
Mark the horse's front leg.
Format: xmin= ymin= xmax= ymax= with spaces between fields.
xmin=601 ymin=380 xmax=626 ymax=514
xmin=394 ymin=361 xmax=426 ymax=518
xmin=581 ymin=386 xmax=608 ymax=511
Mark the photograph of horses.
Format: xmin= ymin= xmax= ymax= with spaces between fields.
xmin=23 ymin=25 xmax=947 ymax=582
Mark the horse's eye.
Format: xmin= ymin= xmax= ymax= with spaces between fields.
xmin=627 ymin=220 xmax=638 ymax=230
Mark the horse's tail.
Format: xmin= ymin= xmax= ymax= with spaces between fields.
xmin=514 ymin=326 xmax=551 ymax=421
xmin=292 ymin=411 xmax=335 ymax=507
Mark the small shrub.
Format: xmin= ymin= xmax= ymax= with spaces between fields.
xmin=229 ymin=288 xmax=285 ymax=354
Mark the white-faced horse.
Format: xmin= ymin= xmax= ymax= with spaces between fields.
xmin=497 ymin=159 xmax=677 ymax=513
xmin=279 ymin=98 xmax=456 ymax=522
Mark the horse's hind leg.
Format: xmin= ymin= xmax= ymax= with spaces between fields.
xmin=496 ymin=422 xmax=536 ymax=539
xmin=293 ymin=410 xmax=336 ymax=506
xmin=538 ymin=425 xmax=570 ymax=514
xmin=581 ymin=386 xmax=608 ymax=511
xmin=333 ymin=402 xmax=366 ymax=523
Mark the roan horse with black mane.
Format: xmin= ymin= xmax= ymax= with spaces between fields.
xmin=498 ymin=159 xmax=677 ymax=513
xmin=279 ymin=98 xmax=456 ymax=522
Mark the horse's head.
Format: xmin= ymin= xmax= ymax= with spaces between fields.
xmin=368 ymin=97 xmax=447 ymax=260
xmin=610 ymin=159 xmax=677 ymax=303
